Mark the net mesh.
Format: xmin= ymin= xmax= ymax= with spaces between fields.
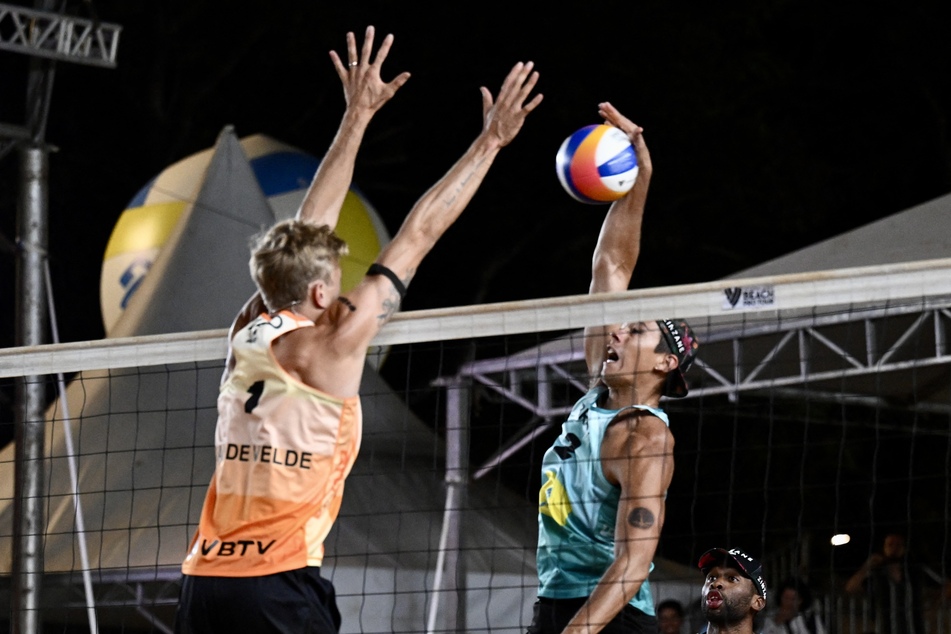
xmin=1 ymin=261 xmax=951 ymax=633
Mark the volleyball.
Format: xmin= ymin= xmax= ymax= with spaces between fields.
xmin=555 ymin=124 xmax=638 ymax=204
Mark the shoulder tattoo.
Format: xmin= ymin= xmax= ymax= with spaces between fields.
xmin=375 ymin=268 xmax=413 ymax=323
xmin=377 ymin=296 xmax=399 ymax=323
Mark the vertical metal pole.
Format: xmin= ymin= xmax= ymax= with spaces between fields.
xmin=447 ymin=379 xmax=470 ymax=633
xmin=430 ymin=378 xmax=470 ymax=633
xmin=13 ymin=144 xmax=49 ymax=634
xmin=12 ymin=6 xmax=57 ymax=630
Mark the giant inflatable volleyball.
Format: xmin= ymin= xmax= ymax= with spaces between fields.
xmin=555 ymin=124 xmax=638 ymax=204
xmin=100 ymin=134 xmax=390 ymax=335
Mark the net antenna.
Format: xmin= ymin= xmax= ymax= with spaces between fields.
xmin=42 ymin=261 xmax=99 ymax=632
xmin=1 ymin=3 xmax=121 ymax=633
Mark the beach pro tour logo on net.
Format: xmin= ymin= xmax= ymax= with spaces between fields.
xmin=722 ymin=285 xmax=775 ymax=310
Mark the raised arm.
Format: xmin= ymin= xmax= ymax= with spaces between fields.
xmin=844 ymin=553 xmax=884 ymax=595
xmin=584 ymin=103 xmax=654 ymax=378
xmin=296 ymin=25 xmax=411 ymax=226
xmin=331 ymin=61 xmax=542 ymax=348
xmin=564 ymin=414 xmax=674 ymax=633
xmin=224 ymin=26 xmax=408 ymax=374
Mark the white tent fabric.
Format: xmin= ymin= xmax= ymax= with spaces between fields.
xmin=730 ymin=192 xmax=951 ymax=278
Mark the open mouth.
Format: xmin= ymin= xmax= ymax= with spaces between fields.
xmin=705 ymin=590 xmax=723 ymax=609
xmin=605 ymin=347 xmax=619 ymax=363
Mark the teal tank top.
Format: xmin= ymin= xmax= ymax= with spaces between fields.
xmin=536 ymin=386 xmax=669 ymax=615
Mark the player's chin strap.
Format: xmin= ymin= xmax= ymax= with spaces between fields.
xmin=367 ymin=263 xmax=407 ymax=302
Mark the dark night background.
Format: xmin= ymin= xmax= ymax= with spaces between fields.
xmin=3 ymin=0 xmax=951 ymax=594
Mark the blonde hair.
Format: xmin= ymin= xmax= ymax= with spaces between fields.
xmin=249 ymin=219 xmax=349 ymax=311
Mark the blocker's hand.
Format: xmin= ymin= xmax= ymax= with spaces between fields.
xmin=598 ymin=101 xmax=652 ymax=183
xmin=480 ymin=61 xmax=544 ymax=148
xmin=330 ymin=25 xmax=411 ymax=117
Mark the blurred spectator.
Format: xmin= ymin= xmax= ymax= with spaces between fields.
xmin=760 ymin=577 xmax=825 ymax=634
xmin=845 ymin=533 xmax=925 ymax=634
xmin=657 ymin=599 xmax=685 ymax=634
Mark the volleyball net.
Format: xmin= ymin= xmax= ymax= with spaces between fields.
xmin=2 ymin=259 xmax=951 ymax=633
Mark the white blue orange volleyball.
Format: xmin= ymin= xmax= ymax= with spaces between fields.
xmin=555 ymin=124 xmax=638 ymax=204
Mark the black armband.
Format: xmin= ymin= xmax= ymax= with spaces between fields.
xmin=367 ymin=263 xmax=407 ymax=301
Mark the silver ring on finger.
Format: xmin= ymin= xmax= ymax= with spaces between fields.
xmin=348 ymin=61 xmax=358 ymax=68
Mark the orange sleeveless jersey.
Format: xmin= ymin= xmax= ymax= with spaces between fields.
xmin=182 ymin=311 xmax=362 ymax=577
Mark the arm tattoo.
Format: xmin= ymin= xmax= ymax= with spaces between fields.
xmin=627 ymin=507 xmax=655 ymax=529
xmin=373 ymin=267 xmax=412 ymax=323
xmin=441 ymin=157 xmax=487 ymax=207
xmin=376 ymin=284 xmax=404 ymax=322
xmin=377 ymin=294 xmax=399 ymax=322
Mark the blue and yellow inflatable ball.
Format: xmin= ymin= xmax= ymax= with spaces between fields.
xmin=100 ymin=134 xmax=390 ymax=335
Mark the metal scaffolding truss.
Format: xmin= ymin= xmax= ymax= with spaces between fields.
xmin=453 ymin=295 xmax=951 ymax=424
xmin=0 ymin=568 xmax=180 ymax=632
xmin=448 ymin=293 xmax=951 ymax=480
xmin=64 ymin=573 xmax=179 ymax=634
xmin=0 ymin=2 xmax=121 ymax=68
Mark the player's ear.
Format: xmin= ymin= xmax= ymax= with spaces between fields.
xmin=656 ymin=353 xmax=679 ymax=373
xmin=751 ymin=593 xmax=766 ymax=614
xmin=310 ymin=279 xmax=332 ymax=310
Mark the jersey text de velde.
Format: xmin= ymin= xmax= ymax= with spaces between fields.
xmin=217 ymin=443 xmax=313 ymax=470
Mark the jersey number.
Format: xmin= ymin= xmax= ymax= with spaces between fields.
xmin=245 ymin=380 xmax=265 ymax=413
xmin=553 ymin=433 xmax=582 ymax=460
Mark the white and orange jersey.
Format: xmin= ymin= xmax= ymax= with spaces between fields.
xmin=182 ymin=310 xmax=362 ymax=577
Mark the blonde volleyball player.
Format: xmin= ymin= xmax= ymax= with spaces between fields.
xmin=174 ymin=26 xmax=542 ymax=634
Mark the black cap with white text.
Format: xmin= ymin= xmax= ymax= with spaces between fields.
xmin=656 ymin=319 xmax=699 ymax=397
xmin=697 ymin=547 xmax=767 ymax=603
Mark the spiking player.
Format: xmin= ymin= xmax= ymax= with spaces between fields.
xmin=173 ymin=26 xmax=542 ymax=634
xmin=528 ymin=104 xmax=699 ymax=634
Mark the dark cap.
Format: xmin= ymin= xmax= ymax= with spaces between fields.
xmin=698 ymin=547 xmax=767 ymax=602
xmin=656 ymin=319 xmax=699 ymax=398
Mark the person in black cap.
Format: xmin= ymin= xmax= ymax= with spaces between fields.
xmin=527 ymin=104 xmax=699 ymax=634
xmin=696 ymin=548 xmax=767 ymax=634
